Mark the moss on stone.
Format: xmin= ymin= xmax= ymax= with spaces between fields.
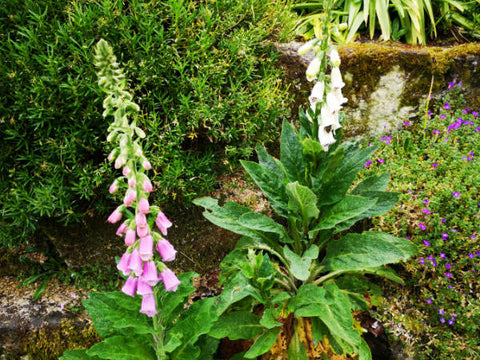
xmin=22 ymin=319 xmax=101 ymax=360
xmin=338 ymin=42 xmax=480 ymax=110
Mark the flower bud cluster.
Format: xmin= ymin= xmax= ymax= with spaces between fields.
xmin=95 ymin=39 xmax=180 ymax=318
xmin=300 ymin=41 xmax=347 ymax=151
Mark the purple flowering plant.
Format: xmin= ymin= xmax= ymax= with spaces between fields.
xmin=361 ymin=81 xmax=480 ymax=358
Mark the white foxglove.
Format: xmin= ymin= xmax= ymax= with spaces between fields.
xmin=318 ymin=126 xmax=336 ymax=151
xmin=331 ymin=67 xmax=345 ymax=89
xmin=306 ymin=56 xmax=321 ymax=82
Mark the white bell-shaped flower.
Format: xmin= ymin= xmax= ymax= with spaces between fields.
xmin=331 ymin=87 xmax=348 ymax=106
xmin=308 ymin=80 xmax=325 ymax=107
xmin=326 ymin=92 xmax=343 ymax=112
xmin=320 ymin=103 xmax=341 ymax=130
xmin=306 ymin=56 xmax=321 ymax=82
xmin=318 ymin=126 xmax=336 ymax=151
xmin=298 ymin=38 xmax=318 ymax=55
xmin=329 ymin=48 xmax=341 ymax=67
xmin=331 ymin=67 xmax=345 ymax=89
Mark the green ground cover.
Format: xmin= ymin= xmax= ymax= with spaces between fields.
xmin=360 ymin=84 xmax=480 ymax=359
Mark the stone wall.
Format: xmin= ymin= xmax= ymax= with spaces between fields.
xmin=277 ymin=42 xmax=480 ymax=137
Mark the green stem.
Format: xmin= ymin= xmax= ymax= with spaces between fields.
xmin=312 ymin=269 xmax=344 ymax=286
xmin=288 ymin=217 xmax=302 ymax=254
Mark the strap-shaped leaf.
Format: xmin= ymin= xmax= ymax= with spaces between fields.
xmin=284 ymin=245 xmax=319 ymax=281
xmin=352 ymin=172 xmax=390 ymax=194
xmin=320 ymin=232 xmax=417 ymax=272
xmin=159 ymin=272 xmax=197 ymax=324
xmin=194 ymin=198 xmax=285 ymax=250
xmin=238 ymin=212 xmax=292 ymax=244
xmin=209 ymin=311 xmax=263 ymax=340
xmin=244 ymin=328 xmax=281 ymax=359
xmin=83 ymin=291 xmax=152 ymax=337
xmin=216 ymin=272 xmax=263 ymax=314
xmin=293 ymin=283 xmax=326 ymax=308
xmin=287 ymin=323 xmax=308 ymax=360
xmin=256 ymin=144 xmax=284 ymax=178
xmin=87 ymin=336 xmax=156 ymax=360
xmin=286 ymin=181 xmax=320 ymax=225
xmin=241 ymin=160 xmax=289 ymax=217
xmin=168 ymin=297 xmax=219 ymax=358
xmin=310 ymin=195 xmax=376 ymax=234
xmin=318 ymin=142 xmax=377 ymax=205
xmin=280 ymin=120 xmax=305 ymax=183
xmin=294 ymin=282 xmax=360 ymax=354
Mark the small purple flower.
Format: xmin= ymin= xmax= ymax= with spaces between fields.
xmin=448 ymin=319 xmax=455 ymax=325
xmin=418 ymin=258 xmax=426 ymax=264
xmin=445 ymin=272 xmax=452 ymax=278
xmin=475 ymin=251 xmax=480 ymax=256
xmin=452 ymin=192 xmax=460 ymax=198
xmin=364 ymin=160 xmax=373 ymax=167
xmin=444 ymin=103 xmax=450 ymax=110
xmin=424 ymin=199 xmax=429 ymax=204
xmin=439 ymin=309 xmax=445 ymax=315
xmin=440 ymin=252 xmax=446 ymax=259
xmin=422 ymin=208 xmax=431 ymax=214
xmin=472 ymin=111 xmax=478 ymax=117
xmin=378 ymin=158 xmax=385 ymax=164
xmin=426 ymin=298 xmax=433 ymax=304
xmin=446 ymin=263 xmax=451 ymax=270
xmin=403 ymin=121 xmax=411 ymax=126
xmin=432 ymin=163 xmax=438 ymax=168
xmin=424 ymin=240 xmax=431 ymax=246
xmin=433 ymin=129 xmax=440 ymax=134
xmin=469 ymin=253 xmax=474 ymax=259
xmin=440 ymin=317 xmax=446 ymax=323
xmin=419 ymin=223 xmax=426 ymax=230
xmin=439 ymin=114 xmax=447 ymax=119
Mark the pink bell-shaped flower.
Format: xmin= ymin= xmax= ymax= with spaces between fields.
xmin=140 ymin=293 xmax=157 ymax=317
xmin=128 ymin=176 xmax=136 ymax=188
xmin=117 ymin=252 xmax=131 ymax=276
xmin=122 ymin=165 xmax=131 ymax=177
xmin=137 ymin=279 xmax=154 ymax=296
xmin=160 ymin=268 xmax=181 ymax=292
xmin=125 ymin=228 xmax=136 ymax=246
xmin=142 ymin=159 xmax=152 ymax=170
xmin=127 ymin=249 xmax=143 ymax=277
xmin=123 ymin=188 xmax=137 ymax=207
xmin=122 ymin=276 xmax=138 ymax=297
xmin=136 ymin=212 xmax=147 ymax=228
xmin=140 ymin=260 xmax=160 ymax=286
xmin=138 ymin=235 xmax=153 ymax=261
xmin=138 ymin=197 xmax=150 ymax=214
xmin=156 ymin=239 xmax=177 ymax=262
xmin=155 ymin=211 xmax=172 ymax=236
xmin=107 ymin=207 xmax=123 ymax=223
xmin=137 ymin=225 xmax=149 ymax=238
xmin=109 ymin=180 xmax=119 ymax=194
xmin=142 ymin=177 xmax=153 ymax=193
xmin=116 ymin=221 xmax=128 ymax=236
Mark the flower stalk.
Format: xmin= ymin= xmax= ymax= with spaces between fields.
xmin=95 ymin=39 xmax=180 ymax=318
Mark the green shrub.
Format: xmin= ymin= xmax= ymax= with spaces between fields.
xmin=0 ymin=0 xmax=294 ymax=246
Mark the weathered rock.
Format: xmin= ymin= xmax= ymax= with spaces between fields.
xmin=276 ymin=41 xmax=480 ymax=137
xmin=0 ymin=276 xmax=99 ymax=359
